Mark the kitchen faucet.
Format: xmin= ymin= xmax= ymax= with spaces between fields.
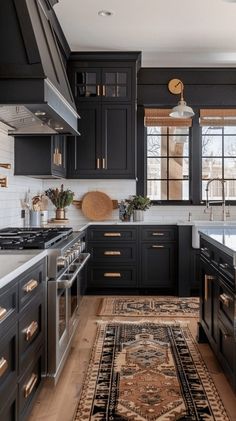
xmin=204 ymin=178 xmax=230 ymax=221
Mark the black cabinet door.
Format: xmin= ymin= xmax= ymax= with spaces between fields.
xmin=101 ymin=103 xmax=134 ymax=178
xmin=67 ymin=103 xmax=101 ymax=177
xmin=67 ymin=103 xmax=135 ymax=179
xmin=102 ymin=68 xmax=132 ymax=102
xmin=200 ymin=259 xmax=218 ymax=346
xmin=141 ymin=243 xmax=176 ymax=292
xmin=73 ymin=68 xmax=101 ymax=101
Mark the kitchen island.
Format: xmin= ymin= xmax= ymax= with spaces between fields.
xmin=199 ymin=228 xmax=236 ymax=392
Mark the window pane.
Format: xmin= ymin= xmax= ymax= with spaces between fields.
xmin=117 ymin=86 xmax=127 ymax=97
xmin=202 ymin=135 xmax=222 ymax=156
xmin=170 ymin=127 xmax=189 ymax=135
xmin=224 ymin=136 xmax=236 ymax=156
xmin=147 ymin=127 xmax=165 ymax=135
xmin=202 ymin=179 xmax=226 ymax=201
xmin=225 ymin=180 xmax=236 ymax=199
xmin=169 ymin=158 xmax=189 ymax=179
xmin=147 ymin=180 xmax=167 ymax=200
xmin=147 ymin=158 xmax=167 ymax=179
xmin=224 ymin=126 xmax=236 ymax=135
xmin=147 ymin=136 xmax=166 ymax=157
xmin=169 ymin=138 xmax=189 ymax=156
xmin=202 ymin=126 xmax=223 ymax=136
xmin=202 ymin=158 xmax=222 ymax=179
xmin=169 ymin=180 xmax=189 ymax=200
xmin=104 ymin=72 xmax=116 ymax=84
xmin=224 ymin=158 xmax=236 ymax=178
xmin=76 ymin=71 xmax=97 ymax=84
xmin=105 ymin=86 xmax=116 ymax=97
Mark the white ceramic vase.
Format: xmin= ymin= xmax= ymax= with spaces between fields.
xmin=133 ymin=210 xmax=144 ymax=222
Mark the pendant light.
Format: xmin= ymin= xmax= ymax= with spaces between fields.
xmin=168 ymin=79 xmax=195 ymax=118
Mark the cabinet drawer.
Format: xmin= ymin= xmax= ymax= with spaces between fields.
xmin=218 ymin=318 xmax=235 ymax=381
xmin=19 ymin=348 xmax=43 ymax=418
xmin=141 ymin=226 xmax=176 ymax=242
xmin=19 ymin=294 xmax=44 ymax=374
xmin=217 ymin=253 xmax=234 ymax=289
xmin=89 ymin=243 xmax=136 ymax=263
xmin=19 ymin=260 xmax=46 ymax=311
xmin=0 ymin=282 xmax=17 ymax=334
xmin=88 ymin=226 xmax=137 ymax=242
xmin=88 ymin=266 xmax=137 ymax=288
xmin=0 ymin=388 xmax=17 ymax=421
xmin=0 ymin=324 xmax=17 ymax=405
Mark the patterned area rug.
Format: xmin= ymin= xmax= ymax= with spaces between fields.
xmin=98 ymin=296 xmax=199 ymax=317
xmin=74 ymin=322 xmax=229 ymax=421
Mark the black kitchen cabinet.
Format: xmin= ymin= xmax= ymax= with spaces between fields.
xmin=14 ymin=135 xmax=66 ymax=178
xmin=0 ymin=258 xmax=46 ymax=421
xmin=67 ymin=52 xmax=141 ymax=179
xmin=67 ymin=103 xmax=134 ymax=178
xmin=71 ymin=67 xmax=132 ymax=102
xmin=140 ymin=226 xmax=177 ymax=294
xmin=178 ymin=226 xmax=200 ymax=296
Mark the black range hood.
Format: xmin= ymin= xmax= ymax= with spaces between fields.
xmin=0 ymin=0 xmax=79 ymax=135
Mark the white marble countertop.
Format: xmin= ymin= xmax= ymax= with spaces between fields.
xmin=0 ymin=250 xmax=47 ymax=289
xmin=75 ymin=220 xmax=195 ymax=232
xmin=199 ymin=228 xmax=236 ymax=262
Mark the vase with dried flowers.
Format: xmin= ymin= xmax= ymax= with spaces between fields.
xmin=45 ymin=184 xmax=74 ymax=220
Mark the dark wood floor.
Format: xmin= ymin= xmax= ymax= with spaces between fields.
xmin=29 ymin=296 xmax=236 ymax=421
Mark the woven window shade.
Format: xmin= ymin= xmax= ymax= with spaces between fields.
xmin=144 ymin=109 xmax=192 ymax=127
xmin=200 ymin=109 xmax=236 ymax=126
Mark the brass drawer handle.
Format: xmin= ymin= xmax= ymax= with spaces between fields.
xmin=152 ymin=232 xmax=164 ymax=236
xmin=0 ymin=307 xmax=7 ymax=321
xmin=24 ymin=321 xmax=38 ymax=342
xmin=104 ymin=233 xmax=121 ymax=237
xmin=104 ymin=272 xmax=121 ymax=278
xmin=97 ymin=85 xmax=101 ymax=96
xmin=0 ymin=357 xmax=8 ymax=377
xmin=102 ymin=158 xmax=106 ymax=169
xmin=104 ymin=251 xmax=121 ymax=256
xmin=96 ymin=158 xmax=100 ymax=169
xmin=219 ymin=293 xmax=232 ymax=307
xmin=204 ymin=275 xmax=215 ymax=301
xmin=151 ymin=245 xmax=164 ymax=248
xmin=23 ymin=279 xmax=39 ymax=293
xmin=102 ymin=85 xmax=106 ymax=96
xmin=53 ymin=148 xmax=62 ymax=166
xmin=24 ymin=373 xmax=38 ymax=399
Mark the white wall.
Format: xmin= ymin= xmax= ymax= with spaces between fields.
xmin=1 ymin=122 xmax=236 ymax=230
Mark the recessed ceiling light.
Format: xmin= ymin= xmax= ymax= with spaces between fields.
xmin=98 ymin=10 xmax=114 ymax=17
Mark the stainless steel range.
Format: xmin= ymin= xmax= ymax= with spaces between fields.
xmin=0 ymin=227 xmax=90 ymax=384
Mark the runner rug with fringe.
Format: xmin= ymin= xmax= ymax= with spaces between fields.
xmin=74 ymin=322 xmax=229 ymax=421
xmin=98 ymin=296 xmax=199 ymax=317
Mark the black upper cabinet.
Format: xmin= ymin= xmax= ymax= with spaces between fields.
xmin=67 ymin=52 xmax=141 ymax=179
xmin=14 ymin=135 xmax=66 ymax=178
xmin=71 ymin=67 xmax=132 ymax=102
xmin=67 ymin=103 xmax=134 ymax=178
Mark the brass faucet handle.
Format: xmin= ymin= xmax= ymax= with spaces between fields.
xmin=0 ymin=176 xmax=8 ymax=188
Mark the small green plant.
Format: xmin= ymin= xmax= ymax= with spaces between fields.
xmin=126 ymin=195 xmax=151 ymax=214
xmin=45 ymin=184 xmax=74 ymax=209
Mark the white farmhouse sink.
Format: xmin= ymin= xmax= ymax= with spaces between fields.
xmin=192 ymin=220 xmax=236 ymax=248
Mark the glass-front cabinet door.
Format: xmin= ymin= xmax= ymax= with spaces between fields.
xmin=75 ymin=68 xmax=101 ymax=100
xmin=102 ymin=68 xmax=131 ymax=101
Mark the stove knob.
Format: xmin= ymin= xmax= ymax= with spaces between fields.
xmin=57 ymin=257 xmax=68 ymax=270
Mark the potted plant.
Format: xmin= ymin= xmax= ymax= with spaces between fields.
xmin=45 ymin=184 xmax=74 ymax=220
xmin=126 ymin=195 xmax=151 ymax=221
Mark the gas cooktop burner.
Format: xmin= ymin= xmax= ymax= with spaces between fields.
xmin=0 ymin=227 xmax=73 ymax=249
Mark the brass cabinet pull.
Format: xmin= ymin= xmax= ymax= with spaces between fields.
xmin=220 ymin=326 xmax=232 ymax=340
xmin=219 ymin=293 xmax=232 ymax=307
xmin=97 ymin=85 xmax=101 ymax=96
xmin=24 ymin=321 xmax=38 ymax=342
xmin=204 ymin=274 xmax=215 ymax=301
xmin=0 ymin=307 xmax=7 ymax=321
xmin=104 ymin=272 xmax=121 ymax=278
xmin=96 ymin=158 xmax=100 ymax=169
xmin=152 ymin=232 xmax=164 ymax=236
xmin=23 ymin=279 xmax=39 ymax=293
xmin=53 ymin=148 xmax=62 ymax=166
xmin=0 ymin=357 xmax=8 ymax=377
xmin=104 ymin=233 xmax=121 ymax=237
xmin=102 ymin=158 xmax=106 ymax=169
xmin=102 ymin=85 xmax=106 ymax=96
xmin=151 ymin=245 xmax=164 ymax=248
xmin=104 ymin=251 xmax=121 ymax=256
xmin=24 ymin=373 xmax=38 ymax=399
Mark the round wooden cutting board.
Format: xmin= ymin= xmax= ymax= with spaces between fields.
xmin=81 ymin=191 xmax=113 ymax=220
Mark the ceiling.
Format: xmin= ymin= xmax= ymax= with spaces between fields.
xmin=54 ymin=0 xmax=236 ymax=67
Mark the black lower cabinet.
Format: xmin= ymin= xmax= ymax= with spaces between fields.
xmin=178 ymin=225 xmax=200 ymax=296
xmin=0 ymin=258 xmax=46 ymax=420
xmin=140 ymin=243 xmax=176 ymax=293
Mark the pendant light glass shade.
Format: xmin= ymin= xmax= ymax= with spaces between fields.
xmin=169 ymin=80 xmax=195 ymax=118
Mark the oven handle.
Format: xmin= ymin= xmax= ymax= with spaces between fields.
xmin=57 ymin=253 xmax=90 ymax=289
